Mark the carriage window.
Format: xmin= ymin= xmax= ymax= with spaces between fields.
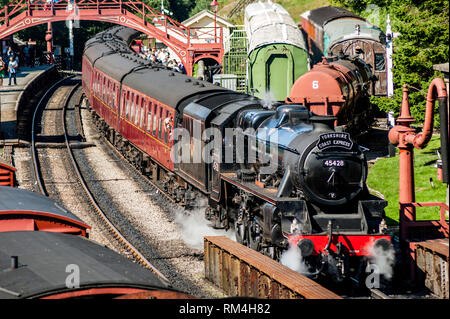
xmin=130 ymin=93 xmax=135 ymax=122
xmin=164 ymin=110 xmax=171 ymax=143
xmin=122 ymin=91 xmax=126 ymax=116
xmin=108 ymin=81 xmax=112 ymax=106
xmin=147 ymin=102 xmax=152 ymax=132
xmin=126 ymin=92 xmax=131 ymax=119
xmin=153 ymin=104 xmax=158 ymax=136
xmin=106 ymin=80 xmax=110 ymax=105
xmin=158 ymin=108 xmax=163 ymax=139
xmin=112 ymin=84 xmax=116 ymax=110
xmin=92 ymin=72 xmax=95 ymax=92
xmin=140 ymin=100 xmax=145 ymax=128
xmin=94 ymin=73 xmax=98 ymax=94
xmin=96 ymin=74 xmax=99 ymax=95
xmin=104 ymin=79 xmax=107 ymax=101
xmin=134 ymin=96 xmax=140 ymax=125
xmin=375 ymin=53 xmax=385 ymax=71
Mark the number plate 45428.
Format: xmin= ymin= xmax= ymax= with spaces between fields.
xmin=323 ymin=160 xmax=346 ymax=167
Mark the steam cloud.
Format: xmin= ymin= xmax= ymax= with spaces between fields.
xmin=367 ymin=243 xmax=396 ymax=280
xmin=280 ymin=243 xmax=309 ymax=274
xmin=175 ymin=205 xmax=235 ymax=250
xmin=262 ymin=91 xmax=276 ymax=109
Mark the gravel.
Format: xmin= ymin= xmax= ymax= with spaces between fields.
xmin=11 ymin=81 xmax=234 ymax=298
xmin=78 ymin=101 xmax=233 ymax=298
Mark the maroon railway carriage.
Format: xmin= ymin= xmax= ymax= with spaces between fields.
xmin=0 ymin=186 xmax=90 ymax=236
xmin=82 ymin=27 xmax=229 ymax=186
xmin=0 ymin=162 xmax=16 ymax=187
xmin=0 ymin=231 xmax=193 ymax=299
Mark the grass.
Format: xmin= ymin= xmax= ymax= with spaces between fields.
xmin=218 ymin=0 xmax=331 ymax=25
xmin=367 ymin=135 xmax=447 ymax=225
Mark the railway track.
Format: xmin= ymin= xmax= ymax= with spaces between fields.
xmin=30 ymin=76 xmax=169 ymax=284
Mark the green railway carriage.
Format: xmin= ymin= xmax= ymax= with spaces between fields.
xmin=244 ymin=1 xmax=310 ymax=102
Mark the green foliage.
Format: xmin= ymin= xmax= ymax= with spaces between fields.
xmin=332 ymin=0 xmax=449 ymax=127
xmin=189 ymin=0 xmax=213 ymax=16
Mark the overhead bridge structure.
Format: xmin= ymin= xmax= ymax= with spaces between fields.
xmin=0 ymin=0 xmax=224 ymax=75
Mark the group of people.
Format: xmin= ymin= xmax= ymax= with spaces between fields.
xmin=0 ymin=47 xmax=19 ymax=86
xmin=139 ymin=47 xmax=186 ymax=74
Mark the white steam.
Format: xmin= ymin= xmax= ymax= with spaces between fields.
xmin=262 ymin=91 xmax=276 ymax=109
xmin=174 ymin=207 xmax=235 ymax=250
xmin=280 ymin=243 xmax=309 ymax=274
xmin=367 ymin=243 xmax=396 ymax=280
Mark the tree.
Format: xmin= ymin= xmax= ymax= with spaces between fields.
xmin=332 ymin=0 xmax=449 ymax=126
xmin=189 ymin=0 xmax=214 ymax=16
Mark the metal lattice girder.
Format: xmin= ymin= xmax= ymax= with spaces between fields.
xmin=223 ymin=26 xmax=248 ymax=92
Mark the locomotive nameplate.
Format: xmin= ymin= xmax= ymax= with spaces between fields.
xmin=323 ymin=159 xmax=347 ymax=167
xmin=317 ymin=133 xmax=353 ymax=151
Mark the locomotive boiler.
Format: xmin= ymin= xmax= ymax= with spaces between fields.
xmin=286 ymin=55 xmax=376 ymax=132
xmin=82 ymin=26 xmax=392 ymax=284
xmin=300 ymin=5 xmax=387 ymax=96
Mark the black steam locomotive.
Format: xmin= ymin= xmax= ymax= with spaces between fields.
xmin=82 ymin=26 xmax=391 ymax=283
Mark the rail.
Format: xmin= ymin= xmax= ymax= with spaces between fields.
xmin=30 ymin=77 xmax=169 ymax=284
xmin=62 ymin=81 xmax=170 ymax=283
xmin=31 ymin=75 xmax=74 ymax=196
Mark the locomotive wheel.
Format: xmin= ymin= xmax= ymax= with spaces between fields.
xmin=235 ymin=220 xmax=248 ymax=246
xmin=248 ymin=219 xmax=261 ymax=251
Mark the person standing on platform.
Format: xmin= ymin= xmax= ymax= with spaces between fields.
xmin=0 ymin=56 xmax=6 ymax=86
xmin=8 ymin=56 xmax=18 ymax=86
xmin=6 ymin=47 xmax=14 ymax=61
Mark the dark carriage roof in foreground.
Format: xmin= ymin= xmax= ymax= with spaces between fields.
xmin=0 ymin=231 xmax=170 ymax=299
xmin=0 ymin=186 xmax=84 ymax=224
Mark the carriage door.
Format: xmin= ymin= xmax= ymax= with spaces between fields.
xmin=209 ymin=123 xmax=222 ymax=201
xmin=331 ymin=40 xmax=386 ymax=96
xmin=372 ymin=42 xmax=387 ymax=96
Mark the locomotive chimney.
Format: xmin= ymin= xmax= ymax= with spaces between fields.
xmin=10 ymin=256 xmax=18 ymax=270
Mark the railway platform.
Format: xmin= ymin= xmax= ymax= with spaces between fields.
xmin=0 ymin=65 xmax=54 ymax=145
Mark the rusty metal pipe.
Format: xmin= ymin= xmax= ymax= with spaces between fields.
xmin=405 ymin=78 xmax=448 ymax=149
xmin=439 ymin=94 xmax=449 ymax=183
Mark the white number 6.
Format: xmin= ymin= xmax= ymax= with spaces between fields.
xmin=312 ymin=80 xmax=319 ymax=89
